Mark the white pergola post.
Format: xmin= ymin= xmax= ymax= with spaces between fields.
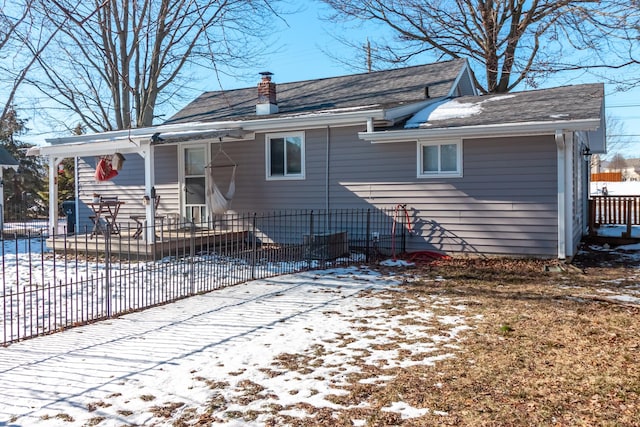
xmin=48 ymin=156 xmax=63 ymax=235
xmin=142 ymin=143 xmax=156 ymax=242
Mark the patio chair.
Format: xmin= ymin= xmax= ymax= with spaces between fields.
xmin=130 ymin=195 xmax=164 ymax=239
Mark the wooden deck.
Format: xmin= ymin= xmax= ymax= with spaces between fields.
xmin=589 ymin=195 xmax=640 ymax=239
xmin=46 ymin=227 xmax=249 ymax=260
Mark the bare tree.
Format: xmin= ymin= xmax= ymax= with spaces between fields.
xmin=607 ymin=153 xmax=628 ymax=172
xmin=603 ymin=115 xmax=632 ymax=160
xmin=0 ymin=0 xmax=42 ymax=122
xmin=28 ymin=0 xmax=287 ymax=132
xmin=320 ymin=0 xmax=640 ymax=94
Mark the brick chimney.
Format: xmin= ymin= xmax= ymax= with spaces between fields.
xmin=256 ymin=71 xmax=278 ymax=115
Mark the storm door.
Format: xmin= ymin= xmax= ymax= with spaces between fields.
xmin=181 ymin=144 xmax=208 ymax=224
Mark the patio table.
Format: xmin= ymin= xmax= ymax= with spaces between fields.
xmin=89 ymin=198 xmax=124 ymax=237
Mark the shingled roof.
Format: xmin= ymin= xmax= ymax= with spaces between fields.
xmin=408 ymin=83 xmax=604 ymax=129
xmin=166 ymin=59 xmax=469 ymax=124
xmin=0 ymin=147 xmax=18 ymax=167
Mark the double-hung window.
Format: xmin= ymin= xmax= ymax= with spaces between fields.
xmin=266 ymin=132 xmax=305 ymax=180
xmin=417 ymin=140 xmax=462 ymax=178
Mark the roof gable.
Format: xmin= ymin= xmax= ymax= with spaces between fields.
xmin=0 ymin=147 xmax=19 ymax=168
xmin=166 ymin=59 xmax=471 ymax=124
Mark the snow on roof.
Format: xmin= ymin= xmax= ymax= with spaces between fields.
xmin=405 ymin=95 xmax=516 ymax=129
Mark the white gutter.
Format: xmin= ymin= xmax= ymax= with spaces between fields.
xmin=31 ymin=108 xmax=401 ymax=157
xmin=241 ymin=109 xmax=388 ymax=131
xmin=28 ymin=138 xmax=148 ymax=157
xmin=31 ymin=96 xmax=440 ymax=157
xmin=359 ymin=118 xmax=602 ymax=143
xmin=43 ymin=122 xmax=245 ymax=146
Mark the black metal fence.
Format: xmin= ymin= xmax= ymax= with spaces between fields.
xmin=1 ymin=217 xmax=51 ymax=239
xmin=1 ymin=208 xmax=408 ymax=346
xmin=1 ymin=193 xmax=48 ymax=238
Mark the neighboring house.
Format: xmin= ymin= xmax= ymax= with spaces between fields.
xmin=600 ymin=158 xmax=640 ymax=181
xmin=29 ymin=59 xmax=605 ymax=259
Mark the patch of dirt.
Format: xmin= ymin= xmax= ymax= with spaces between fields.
xmin=572 ymin=242 xmax=640 ymax=270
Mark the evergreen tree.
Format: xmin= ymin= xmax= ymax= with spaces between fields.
xmin=37 ymin=123 xmax=82 ymax=207
xmin=0 ymin=107 xmax=46 ymax=219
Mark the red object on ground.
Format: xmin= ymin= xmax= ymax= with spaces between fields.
xmin=405 ymin=251 xmax=451 ymax=263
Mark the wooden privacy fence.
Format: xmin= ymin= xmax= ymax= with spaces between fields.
xmin=591 ymin=172 xmax=623 ymax=182
xmin=589 ymin=195 xmax=640 ymax=237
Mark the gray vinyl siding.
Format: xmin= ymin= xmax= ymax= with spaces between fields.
xmin=153 ymin=145 xmax=180 ymax=218
xmin=223 ymin=130 xmax=330 ymax=212
xmin=326 ymin=127 xmax=559 ymax=257
xmin=75 ymin=145 xmax=178 ymax=231
xmin=227 ymin=126 xmax=559 ymax=257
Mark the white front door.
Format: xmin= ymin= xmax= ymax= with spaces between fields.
xmin=180 ymin=144 xmax=208 ymax=224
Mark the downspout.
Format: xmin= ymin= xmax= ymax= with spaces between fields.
xmin=366 ymin=117 xmax=374 ymax=133
xmin=564 ymin=134 xmax=575 ymax=259
xmin=555 ymin=130 xmax=566 ymax=259
xmin=325 ymin=126 xmax=330 ymax=210
xmin=583 ymin=134 xmax=591 ymax=235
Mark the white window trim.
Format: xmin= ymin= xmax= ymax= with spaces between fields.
xmin=417 ymin=139 xmax=463 ymax=178
xmin=265 ymin=131 xmax=306 ymax=181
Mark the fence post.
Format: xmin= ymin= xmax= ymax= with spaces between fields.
xmin=307 ymin=211 xmax=314 ymax=267
xmin=401 ymin=206 xmax=407 ymax=254
xmin=251 ymin=213 xmax=257 ymax=280
xmin=189 ymin=221 xmax=196 ymax=284
xmin=104 ymin=223 xmax=112 ymax=318
xmin=588 ymin=199 xmax=595 ymax=236
xmin=623 ymin=198 xmax=632 ymax=238
xmin=365 ymin=209 xmax=370 ymax=264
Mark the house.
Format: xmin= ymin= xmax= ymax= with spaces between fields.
xmin=29 ymin=59 xmax=605 ymax=259
xmin=600 ymin=158 xmax=640 ymax=181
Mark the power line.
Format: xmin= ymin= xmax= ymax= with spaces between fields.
xmin=607 ymin=103 xmax=640 ymax=108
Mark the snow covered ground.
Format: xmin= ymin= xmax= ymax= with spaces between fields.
xmin=0 ymin=266 xmax=468 ymax=426
xmin=595 ymin=224 xmax=640 ymax=239
xmin=590 ymin=181 xmax=640 ymax=196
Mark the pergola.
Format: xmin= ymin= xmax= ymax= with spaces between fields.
xmin=27 ymin=122 xmax=246 ymax=241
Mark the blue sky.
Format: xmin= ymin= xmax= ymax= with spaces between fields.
xmin=15 ymin=3 xmax=640 ymax=158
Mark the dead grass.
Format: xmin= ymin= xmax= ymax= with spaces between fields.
xmin=169 ymin=254 xmax=640 ymax=426
xmin=382 ymin=258 xmax=640 ymax=426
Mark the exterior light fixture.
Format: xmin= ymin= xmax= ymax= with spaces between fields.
xmin=582 ymin=146 xmax=592 ymax=162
